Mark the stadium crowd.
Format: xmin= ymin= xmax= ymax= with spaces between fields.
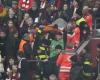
xmin=0 ymin=0 xmax=100 ymax=80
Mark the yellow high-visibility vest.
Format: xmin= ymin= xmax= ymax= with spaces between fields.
xmin=76 ymin=17 xmax=85 ymax=26
xmin=82 ymin=71 xmax=92 ymax=76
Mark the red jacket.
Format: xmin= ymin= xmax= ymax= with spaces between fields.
xmin=67 ymin=27 xmax=80 ymax=45
xmin=56 ymin=53 xmax=72 ymax=72
xmin=84 ymin=14 xmax=93 ymax=30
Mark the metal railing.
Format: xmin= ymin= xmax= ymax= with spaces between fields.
xmin=94 ymin=18 xmax=100 ymax=29
xmin=75 ymin=39 xmax=90 ymax=54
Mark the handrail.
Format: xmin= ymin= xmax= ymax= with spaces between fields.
xmin=75 ymin=39 xmax=90 ymax=54
xmin=63 ymin=39 xmax=90 ymax=55
xmin=94 ymin=18 xmax=100 ymax=29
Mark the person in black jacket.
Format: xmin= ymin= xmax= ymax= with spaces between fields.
xmin=70 ymin=54 xmax=82 ymax=80
xmin=5 ymin=20 xmax=18 ymax=59
xmin=20 ymin=41 xmax=36 ymax=80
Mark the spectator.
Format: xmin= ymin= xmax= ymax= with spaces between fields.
xmin=19 ymin=13 xmax=30 ymax=38
xmin=60 ymin=4 xmax=73 ymax=22
xmin=0 ymin=5 xmax=8 ymax=18
xmin=18 ymin=33 xmax=30 ymax=56
xmin=83 ymin=6 xmax=93 ymax=31
xmin=93 ymin=1 xmax=100 ymax=18
xmin=19 ymin=13 xmax=30 ymax=28
xmin=74 ymin=14 xmax=90 ymax=41
xmin=67 ymin=19 xmax=80 ymax=48
xmin=3 ymin=8 xmax=18 ymax=27
xmin=5 ymin=20 xmax=18 ymax=59
xmin=47 ymin=4 xmax=59 ymax=22
xmin=93 ymin=1 xmax=100 ymax=28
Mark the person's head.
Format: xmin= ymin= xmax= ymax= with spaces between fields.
xmin=82 ymin=6 xmax=90 ymax=15
xmin=55 ymin=32 xmax=62 ymax=40
xmin=8 ymin=8 xmax=15 ymax=18
xmin=23 ymin=13 xmax=30 ymax=20
xmin=50 ymin=4 xmax=55 ymax=10
xmin=12 ymin=1 xmax=17 ymax=9
xmin=26 ymin=17 xmax=33 ymax=26
xmin=72 ymin=0 xmax=78 ymax=8
xmin=71 ymin=19 xmax=77 ymax=28
xmin=0 ymin=31 xmax=6 ymax=38
xmin=8 ymin=20 xmax=16 ymax=32
xmin=23 ymin=33 xmax=30 ymax=41
xmin=8 ymin=20 xmax=14 ymax=27
xmin=95 ymin=1 xmax=100 ymax=9
xmin=9 ymin=58 xmax=14 ymax=66
xmin=63 ymin=4 xmax=68 ymax=10
xmin=92 ymin=1 xmax=100 ymax=11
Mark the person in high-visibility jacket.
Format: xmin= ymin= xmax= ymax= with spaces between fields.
xmin=36 ymin=41 xmax=49 ymax=79
xmin=75 ymin=16 xmax=90 ymax=41
xmin=82 ymin=6 xmax=93 ymax=31
xmin=36 ymin=45 xmax=49 ymax=61
xmin=80 ymin=58 xmax=93 ymax=80
xmin=56 ymin=52 xmax=72 ymax=80
xmin=18 ymin=33 xmax=30 ymax=55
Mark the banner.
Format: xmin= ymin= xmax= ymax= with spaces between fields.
xmin=18 ymin=0 xmax=33 ymax=11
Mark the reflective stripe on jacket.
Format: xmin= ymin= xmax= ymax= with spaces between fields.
xmin=82 ymin=71 xmax=92 ymax=76
xmin=56 ymin=53 xmax=72 ymax=72
xmin=60 ymin=66 xmax=71 ymax=72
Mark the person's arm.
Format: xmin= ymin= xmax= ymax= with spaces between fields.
xmin=19 ymin=19 xmax=25 ymax=28
xmin=67 ymin=32 xmax=75 ymax=37
xmin=56 ymin=53 xmax=63 ymax=66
